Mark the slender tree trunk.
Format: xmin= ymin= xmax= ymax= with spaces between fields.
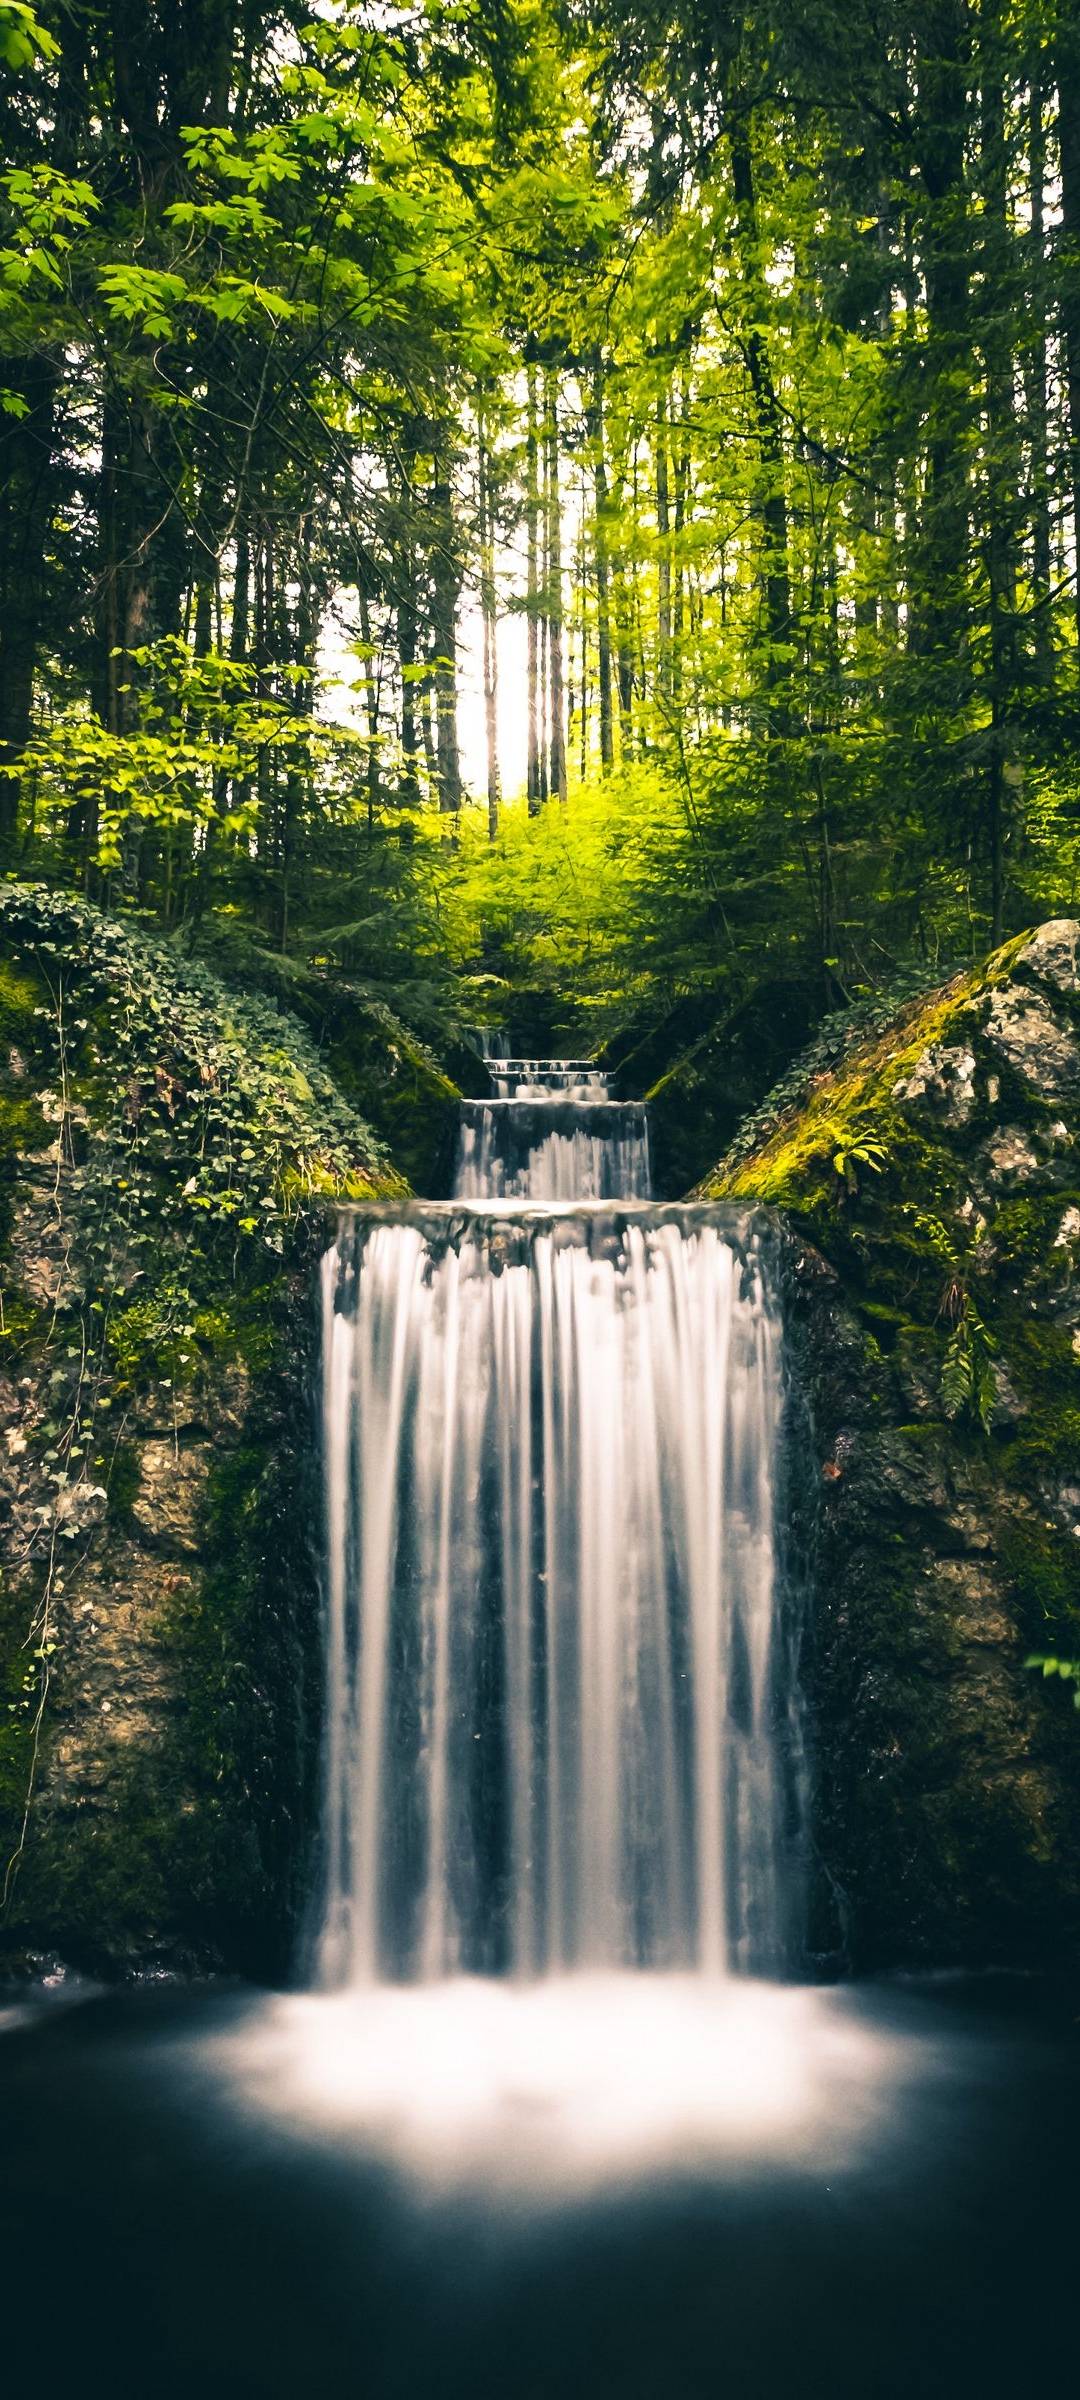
xmin=1025 ymin=60 xmax=1053 ymax=685
xmin=278 ymin=509 xmax=318 ymax=947
xmin=201 ymin=516 xmax=251 ymax=904
xmin=526 ymin=364 xmax=542 ymax=813
xmin=0 ymin=358 xmax=57 ymax=850
xmin=546 ymin=371 xmax=567 ymax=804
xmin=589 ymin=361 xmax=614 ymax=772
xmin=431 ymin=453 xmax=461 ymax=820
xmin=420 ymin=658 xmax=438 ymax=792
xmin=397 ymin=461 xmax=421 ymax=807
xmin=578 ymin=496 xmax=590 ymax=780
xmin=655 ymin=378 xmax=672 ymax=700
xmin=254 ymin=523 xmax=274 ymax=910
xmin=538 ymin=397 xmax=550 ymax=807
xmin=1057 ymin=9 xmax=1080 ymax=661
xmin=672 ymin=370 xmax=690 ymax=709
xmin=725 ymin=97 xmax=792 ymax=720
xmin=358 ymin=588 xmax=381 ymax=836
xmin=479 ymin=419 xmax=500 ymax=840
xmin=610 ymin=451 xmax=635 ymax=758
xmin=980 ymin=0 xmax=1021 ymax=940
xmin=911 ymin=2 xmax=973 ymax=660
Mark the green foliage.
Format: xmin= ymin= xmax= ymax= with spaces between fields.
xmin=1026 ymin=1657 xmax=1080 ymax=1712
xmin=0 ymin=3 xmax=55 ymax=69
xmin=717 ymin=966 xmax=950 ymax=1178
xmin=940 ymin=1304 xmax=998 ymax=1435
xmin=832 ymin=1133 xmax=889 ymax=1190
xmin=2 ymin=0 xmax=1080 ymax=1088
xmin=0 ymin=882 xmax=401 ymax=1249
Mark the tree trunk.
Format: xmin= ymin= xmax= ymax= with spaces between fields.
xmin=431 ymin=454 xmax=461 ymax=820
xmin=1058 ymin=7 xmax=1080 ymax=661
xmin=979 ymin=0 xmax=1021 ymax=941
xmin=0 ymin=358 xmax=57 ymax=850
xmin=397 ymin=461 xmax=421 ymax=807
xmin=1025 ymin=60 xmax=1053 ymax=685
xmin=479 ymin=420 xmax=501 ymax=839
xmin=655 ymin=378 xmax=672 ymax=700
xmin=526 ymin=365 xmax=542 ymax=813
xmin=911 ymin=1 xmax=973 ymax=660
xmin=546 ymin=371 xmax=567 ymax=804
xmin=725 ymin=98 xmax=792 ymax=718
xmin=589 ymin=361 xmax=614 ymax=772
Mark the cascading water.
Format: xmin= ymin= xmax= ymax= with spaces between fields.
xmin=455 ymin=1056 xmax=651 ymax=1201
xmin=316 ymin=1051 xmax=804 ymax=1991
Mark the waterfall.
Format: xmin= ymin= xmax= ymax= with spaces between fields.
xmin=317 ymin=1059 xmax=804 ymax=1989
xmin=456 ymin=1059 xmax=651 ymax=1201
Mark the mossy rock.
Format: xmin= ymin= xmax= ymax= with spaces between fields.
xmin=0 ymin=886 xmax=420 ymax=1976
xmin=735 ymin=928 xmax=1080 ymax=1969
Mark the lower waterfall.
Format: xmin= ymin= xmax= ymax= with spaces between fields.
xmin=316 ymin=1051 xmax=805 ymax=1990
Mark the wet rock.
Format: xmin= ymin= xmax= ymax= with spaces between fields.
xmin=1016 ymin=919 xmax=1080 ymax=995
xmin=128 ymin=1441 xmax=208 ymax=1557
xmin=986 ymin=1360 xmax=1027 ymax=1429
xmin=985 ymin=986 xmax=1080 ymax=1094
xmin=892 ymin=1042 xmax=976 ymax=1128
xmin=926 ymin=1557 xmax=1012 ymax=1644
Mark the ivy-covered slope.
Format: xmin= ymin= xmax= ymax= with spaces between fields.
xmin=705 ymin=922 xmax=1080 ymax=1968
xmin=180 ymin=919 xmax=467 ymax=1193
xmin=0 ymin=886 xmax=404 ymax=1977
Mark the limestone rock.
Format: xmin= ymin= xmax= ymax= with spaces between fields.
xmin=1054 ymin=1205 xmax=1080 ymax=1255
xmin=979 ymin=1126 xmax=1041 ymax=1190
xmin=984 ymin=985 xmax=1080 ymax=1094
xmin=892 ymin=1042 xmax=977 ymax=1127
xmin=709 ymin=921 xmax=1080 ymax=1971
xmin=1016 ymin=919 xmax=1080 ymax=995
xmin=128 ymin=1441 xmax=208 ymax=1557
xmin=986 ymin=1360 xmax=1027 ymax=1429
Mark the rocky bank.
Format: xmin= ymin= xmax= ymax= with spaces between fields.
xmin=707 ymin=922 xmax=1080 ymax=1969
xmin=0 ymin=884 xmax=455 ymax=1978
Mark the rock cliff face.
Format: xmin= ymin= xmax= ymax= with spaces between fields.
xmin=0 ymin=887 xmax=408 ymax=1977
xmin=706 ymin=924 xmax=1080 ymax=1969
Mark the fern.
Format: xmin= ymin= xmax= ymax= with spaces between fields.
xmin=941 ymin=1301 xmax=997 ymax=1432
xmin=832 ymin=1134 xmax=889 ymax=1189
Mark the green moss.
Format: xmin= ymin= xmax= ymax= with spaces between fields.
xmin=706 ymin=966 xmax=986 ymax=1207
xmin=992 ymin=1190 xmax=1080 ymax=1268
xmin=104 ymin=1440 xmax=142 ymax=1524
xmin=322 ymin=1013 xmax=459 ymax=1195
xmin=0 ymin=1580 xmax=35 ymax=1828
xmin=0 ymin=958 xmax=42 ymax=1042
xmin=998 ymin=1518 xmax=1080 ymax=1650
xmin=0 ymin=1291 xmax=47 ymax=1364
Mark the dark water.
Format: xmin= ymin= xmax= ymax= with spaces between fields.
xmin=0 ymin=1973 xmax=1076 ymax=2398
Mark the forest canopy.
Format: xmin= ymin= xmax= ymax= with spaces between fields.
xmin=2 ymin=0 xmax=1080 ymax=1050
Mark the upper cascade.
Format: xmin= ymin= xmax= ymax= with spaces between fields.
xmin=489 ymin=1060 xmax=610 ymax=1099
xmin=456 ymin=1053 xmax=651 ymax=1201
